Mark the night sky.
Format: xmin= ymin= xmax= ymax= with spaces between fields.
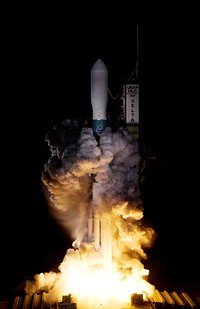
xmin=1 ymin=5 xmax=199 ymax=301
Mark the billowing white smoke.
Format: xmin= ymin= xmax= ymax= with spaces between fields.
xmin=25 ymin=118 xmax=156 ymax=308
xmin=42 ymin=119 xmax=142 ymax=245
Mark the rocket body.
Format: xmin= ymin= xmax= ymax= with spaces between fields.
xmin=91 ymin=59 xmax=108 ymax=135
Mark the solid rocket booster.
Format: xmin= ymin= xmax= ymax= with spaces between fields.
xmin=91 ymin=58 xmax=108 ymax=135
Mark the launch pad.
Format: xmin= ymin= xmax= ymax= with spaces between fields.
xmin=2 ymin=288 xmax=199 ymax=309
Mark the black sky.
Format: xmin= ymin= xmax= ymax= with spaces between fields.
xmin=1 ymin=5 xmax=199 ymax=300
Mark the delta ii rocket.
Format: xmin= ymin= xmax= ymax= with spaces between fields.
xmin=91 ymin=58 xmax=108 ymax=136
xmin=89 ymin=59 xmax=112 ymax=263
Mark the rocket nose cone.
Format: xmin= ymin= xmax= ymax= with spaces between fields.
xmin=91 ymin=58 xmax=108 ymax=72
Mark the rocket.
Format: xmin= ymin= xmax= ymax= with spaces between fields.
xmin=91 ymin=58 xmax=108 ymax=136
xmin=89 ymin=59 xmax=112 ymax=263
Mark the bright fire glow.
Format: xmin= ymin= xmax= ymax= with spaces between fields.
xmin=25 ymin=123 xmax=156 ymax=309
xmin=25 ymin=237 xmax=155 ymax=308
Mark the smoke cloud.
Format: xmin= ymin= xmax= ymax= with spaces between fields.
xmin=25 ymin=118 xmax=156 ymax=308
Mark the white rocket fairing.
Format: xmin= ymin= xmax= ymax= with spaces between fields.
xmin=91 ymin=58 xmax=108 ymax=135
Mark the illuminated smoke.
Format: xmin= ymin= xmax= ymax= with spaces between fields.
xmin=25 ymin=118 xmax=156 ymax=309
